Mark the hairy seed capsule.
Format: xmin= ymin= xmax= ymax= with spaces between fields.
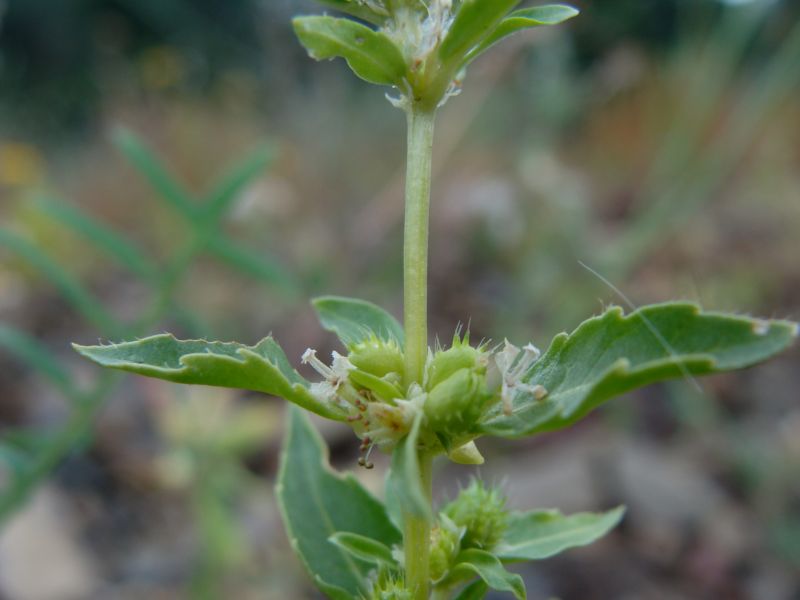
xmin=426 ymin=337 xmax=485 ymax=391
xmin=423 ymin=368 xmax=491 ymax=438
xmin=443 ymin=479 xmax=509 ymax=551
xmin=349 ymin=338 xmax=405 ymax=379
xmin=429 ymin=515 xmax=462 ymax=582
xmin=365 ymin=569 xmax=412 ymax=600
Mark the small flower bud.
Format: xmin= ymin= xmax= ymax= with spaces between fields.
xmin=443 ymin=480 xmax=509 ymax=551
xmin=365 ymin=569 xmax=412 ymax=600
xmin=349 ymin=337 xmax=405 ymax=379
xmin=429 ymin=514 xmax=462 ymax=582
xmin=447 ymin=440 xmax=484 ymax=465
xmin=423 ymin=367 xmax=491 ymax=438
xmin=426 ymin=334 xmax=486 ymax=390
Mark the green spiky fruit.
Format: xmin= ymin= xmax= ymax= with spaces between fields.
xmin=349 ymin=337 xmax=405 ymax=379
xmin=363 ymin=569 xmax=412 ymax=600
xmin=443 ymin=480 xmax=509 ymax=551
xmin=429 ymin=515 xmax=462 ymax=582
xmin=423 ymin=368 xmax=492 ymax=439
xmin=426 ymin=334 xmax=486 ymax=391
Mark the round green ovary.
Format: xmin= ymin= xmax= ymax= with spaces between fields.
xmin=443 ymin=480 xmax=509 ymax=551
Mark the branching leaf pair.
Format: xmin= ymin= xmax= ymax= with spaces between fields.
xmin=293 ymin=1 xmax=581 ymax=108
xmin=74 ymin=298 xmax=798 ymax=449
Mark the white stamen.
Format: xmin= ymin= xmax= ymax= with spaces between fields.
xmin=495 ymin=340 xmax=545 ymax=416
xmin=302 ymin=348 xmax=332 ymax=378
xmin=302 ymin=349 xmax=355 ymax=405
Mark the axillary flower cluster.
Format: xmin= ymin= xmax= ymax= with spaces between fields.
xmin=301 ymin=334 xmax=545 ymax=465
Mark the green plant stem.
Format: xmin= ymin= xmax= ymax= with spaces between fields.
xmin=402 ymin=102 xmax=436 ymax=600
xmin=404 ymin=451 xmax=433 ymax=600
xmin=403 ymin=106 xmax=436 ymax=387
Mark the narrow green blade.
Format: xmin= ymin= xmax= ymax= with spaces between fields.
xmin=439 ymin=0 xmax=520 ymax=65
xmin=0 ymin=229 xmax=120 ymax=335
xmin=0 ymin=324 xmax=76 ymax=398
xmin=113 ymin=128 xmax=197 ymax=218
xmin=466 ymin=5 xmax=580 ymax=62
xmin=35 ymin=196 xmax=157 ymax=280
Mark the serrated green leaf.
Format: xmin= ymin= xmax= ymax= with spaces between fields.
xmin=293 ymin=16 xmax=407 ymax=86
xmin=277 ymin=407 xmax=401 ymax=597
xmin=73 ymin=335 xmax=344 ymax=421
xmin=496 ymin=506 xmax=624 ymax=562
xmin=445 ymin=549 xmax=525 ymax=600
xmin=328 ymin=532 xmax=398 ymax=568
xmin=387 ymin=412 xmax=431 ymax=522
xmin=313 ymin=0 xmax=388 ymax=25
xmin=312 ymin=295 xmax=404 ymax=348
xmin=439 ymin=0 xmax=520 ymax=65
xmin=466 ymin=4 xmax=580 ymax=63
xmin=480 ymin=303 xmax=798 ymax=438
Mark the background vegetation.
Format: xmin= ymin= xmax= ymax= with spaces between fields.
xmin=1 ymin=0 xmax=798 ymax=598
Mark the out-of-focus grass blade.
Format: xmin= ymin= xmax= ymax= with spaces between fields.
xmin=0 ymin=324 xmax=77 ymax=398
xmin=113 ymin=128 xmax=198 ymax=219
xmin=0 ymin=444 xmax=31 ymax=477
xmin=203 ymin=143 xmax=276 ymax=220
xmin=723 ymin=17 xmax=800 ymax=152
xmin=0 ymin=375 xmax=115 ymax=521
xmin=611 ymin=13 xmax=800 ymax=274
xmin=647 ymin=2 xmax=771 ymax=189
xmin=208 ymin=237 xmax=297 ymax=294
xmin=0 ymin=229 xmax=120 ymax=336
xmin=35 ymin=196 xmax=158 ymax=281
xmin=2 ymin=430 xmax=55 ymax=456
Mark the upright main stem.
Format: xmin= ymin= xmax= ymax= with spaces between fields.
xmin=404 ymin=452 xmax=433 ymax=599
xmin=404 ymin=107 xmax=436 ymax=387
xmin=403 ymin=105 xmax=437 ymax=599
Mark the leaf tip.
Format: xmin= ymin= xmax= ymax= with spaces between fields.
xmin=610 ymin=504 xmax=627 ymax=521
xmin=72 ymin=342 xmax=102 ymax=362
xmin=548 ymin=4 xmax=581 ymax=22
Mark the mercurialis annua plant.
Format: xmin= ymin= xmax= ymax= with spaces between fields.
xmin=74 ymin=2 xmax=798 ymax=598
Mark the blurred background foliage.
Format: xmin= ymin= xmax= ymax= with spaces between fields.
xmin=1 ymin=0 xmax=799 ymax=598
